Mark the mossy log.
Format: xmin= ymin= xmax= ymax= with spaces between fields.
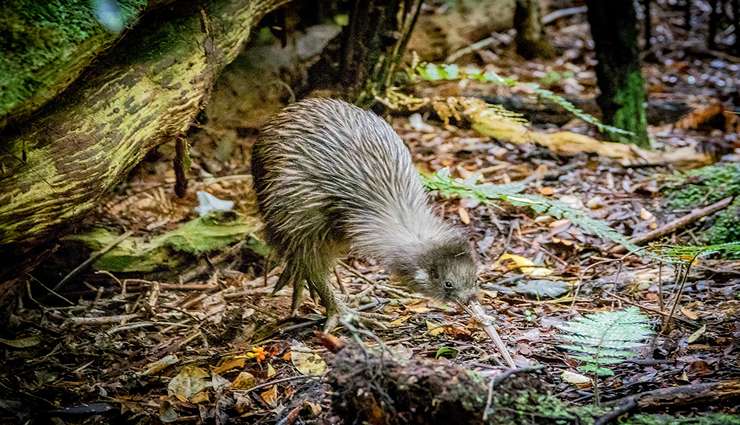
xmin=0 ymin=0 xmax=154 ymax=128
xmin=328 ymin=343 xmax=589 ymax=425
xmin=0 ymin=0 xmax=287 ymax=249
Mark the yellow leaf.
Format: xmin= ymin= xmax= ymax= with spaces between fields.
xmin=496 ymin=253 xmax=553 ymax=277
xmin=426 ymin=320 xmax=446 ymax=337
xmin=458 ymin=206 xmax=471 ymax=224
xmin=291 ymin=348 xmax=327 ymax=376
xmin=231 ymin=371 xmax=257 ymax=389
xmin=213 ymin=357 xmax=246 ymax=375
xmin=260 ymin=385 xmax=278 ymax=407
xmin=538 ymin=187 xmax=555 ymax=196
xmin=266 ymin=363 xmax=276 ymax=378
xmin=389 ymin=315 xmax=412 ymax=327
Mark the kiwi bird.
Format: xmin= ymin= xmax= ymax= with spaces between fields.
xmin=251 ymin=98 xmax=478 ymax=328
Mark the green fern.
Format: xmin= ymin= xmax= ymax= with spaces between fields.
xmin=413 ymin=63 xmax=633 ymax=137
xmin=558 ymin=307 xmax=652 ymax=377
xmin=649 ymin=241 xmax=740 ymax=263
xmin=422 ymin=168 xmax=641 ymax=254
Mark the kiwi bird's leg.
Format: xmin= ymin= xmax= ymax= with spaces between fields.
xmin=290 ymin=281 xmax=305 ymax=316
xmin=333 ymin=267 xmax=347 ymax=295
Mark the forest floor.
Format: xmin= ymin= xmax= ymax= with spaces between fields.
xmin=1 ymin=1 xmax=739 ymax=424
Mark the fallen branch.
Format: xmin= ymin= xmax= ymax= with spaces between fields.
xmin=596 ymin=380 xmax=740 ymax=425
xmin=611 ymin=196 xmax=734 ymax=254
xmin=328 ymin=342 xmax=550 ymax=425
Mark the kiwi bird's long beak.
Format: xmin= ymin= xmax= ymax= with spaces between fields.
xmin=459 ymin=299 xmax=516 ymax=368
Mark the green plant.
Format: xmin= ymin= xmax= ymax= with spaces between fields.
xmin=423 ymin=168 xmax=640 ymax=253
xmin=558 ymin=307 xmax=652 ymax=404
xmin=411 ymin=62 xmax=633 ymax=137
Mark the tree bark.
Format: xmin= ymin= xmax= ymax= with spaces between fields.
xmin=514 ymin=0 xmax=556 ymax=59
xmin=0 ymin=0 xmax=287 ymax=250
xmin=586 ymin=0 xmax=650 ymax=147
xmin=0 ymin=0 xmax=156 ymax=129
xmin=338 ymin=0 xmax=423 ymax=105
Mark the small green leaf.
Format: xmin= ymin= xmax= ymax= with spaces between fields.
xmin=435 ymin=346 xmax=459 ymax=359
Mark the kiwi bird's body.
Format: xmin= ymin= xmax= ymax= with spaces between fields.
xmin=251 ymin=98 xmax=477 ymax=321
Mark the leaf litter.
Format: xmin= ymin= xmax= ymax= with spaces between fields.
xmin=2 ymin=2 xmax=739 ymax=423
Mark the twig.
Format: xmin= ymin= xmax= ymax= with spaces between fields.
xmin=179 ymin=240 xmax=246 ymax=283
xmin=596 ymin=380 xmax=740 ymax=425
xmin=463 ymin=301 xmax=516 ymax=368
xmin=542 ymin=6 xmax=588 ymax=25
xmin=68 ymin=313 xmax=141 ymax=326
xmin=54 ymin=230 xmax=133 ymax=291
xmin=603 ymin=291 xmax=694 ymax=327
xmin=611 ymin=196 xmax=734 ymax=254
xmin=27 ymin=274 xmax=73 ymax=306
xmin=662 ymin=253 xmax=700 ymax=333
xmin=236 ymin=375 xmax=316 ymax=394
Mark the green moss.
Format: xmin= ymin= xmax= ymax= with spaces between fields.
xmin=610 ymin=70 xmax=649 ymax=147
xmin=664 ymin=164 xmax=740 ymax=244
xmin=666 ymin=164 xmax=740 ymax=209
xmin=65 ymin=212 xmax=268 ymax=272
xmin=0 ymin=0 xmax=147 ymax=123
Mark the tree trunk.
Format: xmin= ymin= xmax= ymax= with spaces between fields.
xmin=514 ymin=0 xmax=556 ymax=59
xmin=339 ymin=0 xmax=423 ymax=106
xmin=586 ymin=0 xmax=650 ymax=147
xmin=0 ymin=0 xmax=157 ymax=129
xmin=0 ymin=0 xmax=287 ymax=251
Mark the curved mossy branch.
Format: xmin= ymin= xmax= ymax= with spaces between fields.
xmin=0 ymin=0 xmax=156 ymax=129
xmin=0 ymin=0 xmax=288 ymax=246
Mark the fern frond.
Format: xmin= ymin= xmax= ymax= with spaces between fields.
xmin=422 ymin=169 xmax=641 ymax=254
xmin=412 ymin=63 xmax=634 ymax=138
xmin=558 ymin=307 xmax=652 ymax=377
xmin=648 ymin=241 xmax=740 ymax=263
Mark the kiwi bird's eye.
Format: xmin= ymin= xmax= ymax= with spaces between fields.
xmin=443 ymin=280 xmax=454 ymax=289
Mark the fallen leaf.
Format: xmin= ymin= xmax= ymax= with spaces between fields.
xmin=561 ymin=370 xmax=591 ymax=386
xmin=231 ymin=371 xmax=257 ymax=389
xmin=680 ymin=307 xmax=699 ymax=321
xmin=389 ymin=315 xmax=412 ymax=327
xmin=266 ymin=363 xmax=276 ymax=378
xmin=687 ymin=324 xmax=706 ymax=344
xmin=496 ymin=253 xmax=553 ymax=277
xmin=458 ymin=206 xmax=471 ymax=224
xmin=212 ymin=356 xmax=246 ymax=375
xmin=538 ymin=187 xmax=555 ymax=196
xmin=140 ymin=354 xmax=179 ymax=376
xmin=291 ymin=348 xmax=327 ymax=376
xmin=260 ymin=385 xmax=278 ymax=407
xmin=639 ymin=208 xmax=655 ymax=221
xmin=511 ymin=280 xmax=570 ymax=299
xmin=0 ymin=335 xmax=41 ymax=348
xmin=167 ymin=366 xmax=210 ymax=402
xmin=426 ymin=320 xmax=446 ymax=336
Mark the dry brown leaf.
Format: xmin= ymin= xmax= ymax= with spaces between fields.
xmin=231 ymin=371 xmax=257 ymax=389
xmin=212 ymin=357 xmax=246 ymax=375
xmin=260 ymin=385 xmax=279 ymax=407
xmin=458 ymin=206 xmax=471 ymax=224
